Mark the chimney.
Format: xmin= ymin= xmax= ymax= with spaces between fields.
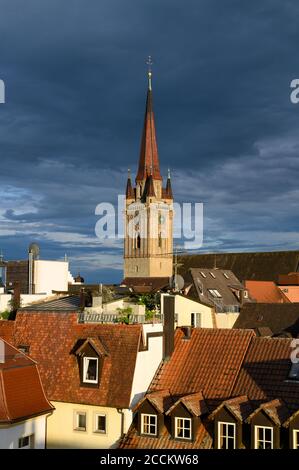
xmin=79 ymin=288 xmax=86 ymax=311
xmin=181 ymin=326 xmax=192 ymax=340
xmin=163 ymin=294 xmax=175 ymax=361
xmin=12 ymin=281 xmax=21 ymax=313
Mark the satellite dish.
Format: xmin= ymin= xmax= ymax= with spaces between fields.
xmin=28 ymin=243 xmax=40 ymax=259
xmin=170 ymin=274 xmax=185 ymax=291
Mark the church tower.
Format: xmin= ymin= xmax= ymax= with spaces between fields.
xmin=124 ymin=63 xmax=173 ymax=279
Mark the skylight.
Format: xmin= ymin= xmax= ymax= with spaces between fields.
xmin=208 ymin=289 xmax=222 ymax=298
xmin=210 ymin=272 xmax=216 ymax=278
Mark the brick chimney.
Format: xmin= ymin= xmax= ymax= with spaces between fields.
xmin=162 ymin=294 xmax=175 ymax=361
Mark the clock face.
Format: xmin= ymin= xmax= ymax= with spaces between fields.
xmin=159 ymin=214 xmax=166 ymax=224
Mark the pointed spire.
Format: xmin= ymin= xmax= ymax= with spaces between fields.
xmin=142 ymin=174 xmax=156 ymax=200
xmin=136 ymin=58 xmax=162 ymax=182
xmin=165 ymin=168 xmax=173 ymax=199
xmin=126 ymin=168 xmax=135 ymax=199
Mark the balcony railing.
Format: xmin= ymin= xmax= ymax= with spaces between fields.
xmin=78 ymin=312 xmax=165 ymax=324
xmin=78 ymin=312 xmax=179 ymax=324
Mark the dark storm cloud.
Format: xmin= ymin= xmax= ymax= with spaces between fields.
xmin=0 ymin=0 xmax=299 ymax=282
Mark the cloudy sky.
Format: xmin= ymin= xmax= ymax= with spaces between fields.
xmin=0 ymin=0 xmax=299 ymax=283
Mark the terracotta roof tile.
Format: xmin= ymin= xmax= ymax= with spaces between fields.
xmin=245 ymin=281 xmax=289 ymax=303
xmin=0 ymin=321 xmax=14 ymax=343
xmin=149 ymin=328 xmax=255 ymax=399
xmin=233 ymin=336 xmax=299 ymax=411
xmin=246 ymin=399 xmax=290 ymax=426
xmin=0 ymin=339 xmax=53 ymax=423
xmin=166 ymin=391 xmax=208 ymax=417
xmin=209 ymin=395 xmax=253 ymax=422
xmin=119 ymin=421 xmax=212 ymax=449
xmin=9 ymin=312 xmax=142 ymax=409
xmin=234 ymin=303 xmax=299 ymax=337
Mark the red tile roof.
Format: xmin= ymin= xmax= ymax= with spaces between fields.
xmin=0 ymin=339 xmax=53 ymax=423
xmin=246 ymin=399 xmax=290 ymax=426
xmin=232 ymin=336 xmax=299 ymax=411
xmin=0 ymin=320 xmax=14 ymax=343
xmin=150 ymin=328 xmax=255 ymax=399
xmin=10 ymin=312 xmax=142 ymax=409
xmin=121 ymin=327 xmax=299 ymax=448
xmin=136 ymin=88 xmax=162 ymax=182
xmin=245 ymin=281 xmax=289 ymax=303
xmin=119 ymin=420 xmax=212 ymax=449
xmin=166 ymin=392 xmax=208 ymax=417
xmin=209 ymin=395 xmax=253 ymax=422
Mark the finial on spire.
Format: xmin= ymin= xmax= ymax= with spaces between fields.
xmin=167 ymin=168 xmax=171 ymax=179
xmin=128 ymin=168 xmax=131 ymax=178
xmin=146 ymin=55 xmax=153 ymax=91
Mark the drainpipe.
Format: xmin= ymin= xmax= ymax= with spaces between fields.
xmin=28 ymin=251 xmax=33 ymax=295
xmin=117 ymin=408 xmax=125 ymax=438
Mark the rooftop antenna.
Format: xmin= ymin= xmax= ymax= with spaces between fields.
xmin=64 ymin=253 xmax=68 ymax=262
xmin=214 ymin=253 xmax=217 ymax=270
xmin=0 ymin=249 xmax=3 ymax=263
xmin=172 ymin=245 xmax=184 ymax=292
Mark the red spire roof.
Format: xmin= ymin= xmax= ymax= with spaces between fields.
xmin=142 ymin=174 xmax=156 ymax=199
xmin=126 ymin=172 xmax=135 ymax=199
xmin=136 ymin=88 xmax=162 ymax=181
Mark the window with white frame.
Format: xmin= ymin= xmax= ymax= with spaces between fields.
xmin=74 ymin=411 xmax=87 ymax=431
xmin=175 ymin=417 xmax=192 ymax=440
xmin=94 ymin=413 xmax=107 ymax=434
xmin=293 ymin=430 xmax=299 ymax=449
xmin=83 ymin=357 xmax=98 ymax=384
xmin=18 ymin=435 xmax=34 ymax=449
xmin=254 ymin=426 xmax=273 ymax=449
xmin=191 ymin=312 xmax=202 ymax=328
xmin=218 ymin=422 xmax=236 ymax=449
xmin=141 ymin=414 xmax=157 ymax=436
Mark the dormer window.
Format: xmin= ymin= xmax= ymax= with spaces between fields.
xmin=83 ymin=357 xmax=98 ymax=384
xmin=141 ymin=413 xmax=157 ymax=436
xmin=174 ymin=417 xmax=192 ymax=440
xmin=73 ymin=337 xmax=108 ymax=387
xmin=254 ymin=425 xmax=273 ymax=449
xmin=293 ymin=430 xmax=299 ymax=449
xmin=218 ymin=422 xmax=236 ymax=449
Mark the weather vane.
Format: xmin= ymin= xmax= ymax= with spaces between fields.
xmin=146 ymin=55 xmax=153 ymax=90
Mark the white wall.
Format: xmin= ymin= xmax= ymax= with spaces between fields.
xmin=130 ymin=323 xmax=163 ymax=408
xmin=34 ymin=260 xmax=69 ymax=294
xmin=0 ymin=415 xmax=47 ymax=449
xmin=215 ymin=312 xmax=240 ymax=329
xmin=0 ymin=294 xmax=11 ymax=313
xmin=0 ymin=294 xmax=54 ymax=313
xmin=161 ymin=293 xmax=214 ymax=328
